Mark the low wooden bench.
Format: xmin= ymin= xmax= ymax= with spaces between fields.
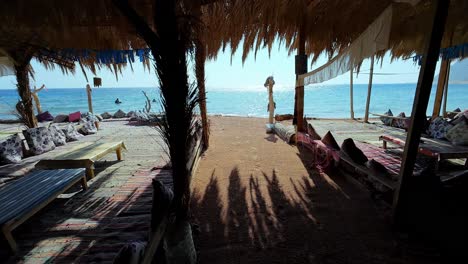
xmin=35 ymin=141 xmax=126 ymax=179
xmin=0 ymin=169 xmax=87 ymax=253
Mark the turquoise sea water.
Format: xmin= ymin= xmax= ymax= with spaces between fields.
xmin=0 ymin=84 xmax=466 ymax=119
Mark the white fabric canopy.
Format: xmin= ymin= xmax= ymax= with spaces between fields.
xmin=298 ymin=5 xmax=393 ymax=86
xmin=0 ymin=56 xmax=15 ymax=77
xmin=297 ymin=0 xmax=421 ymax=86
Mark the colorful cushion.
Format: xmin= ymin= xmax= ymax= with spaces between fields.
xmin=427 ymin=117 xmax=453 ymax=139
xmin=321 ymin=131 xmax=340 ymax=150
xmin=23 ymin=127 xmax=56 ymax=155
xmin=0 ymin=134 xmax=23 ymax=164
xmin=79 ymin=120 xmax=97 ymax=135
xmin=61 ymin=124 xmax=83 ymax=142
xmin=36 ymin=111 xmax=54 ymax=122
xmin=380 ymin=109 xmax=394 ymax=126
xmin=341 ymin=138 xmax=368 ymax=165
xmin=68 ymin=111 xmax=81 ymax=122
xmin=446 ymin=121 xmax=468 ymax=146
xmin=48 ymin=125 xmax=67 ymax=146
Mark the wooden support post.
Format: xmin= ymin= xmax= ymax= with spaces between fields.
xmin=350 ymin=69 xmax=355 ymax=120
xmin=2 ymin=225 xmax=17 ymax=254
xmin=392 ymin=0 xmax=450 ymax=230
xmin=116 ymin=147 xmax=123 ymax=161
xmin=442 ymin=62 xmax=450 ymax=117
xmin=432 ymin=59 xmax=449 ymax=118
xmin=268 ymin=82 xmax=275 ymax=124
xmin=85 ymin=168 xmax=95 ymax=179
xmin=86 ymin=84 xmax=93 ymax=113
xmin=294 ymin=26 xmax=307 ymax=132
xmin=364 ymin=56 xmax=374 ymax=123
xmin=80 ymin=176 xmax=88 ymax=190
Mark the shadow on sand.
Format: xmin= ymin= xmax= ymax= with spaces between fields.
xmin=190 ymin=147 xmax=438 ymax=264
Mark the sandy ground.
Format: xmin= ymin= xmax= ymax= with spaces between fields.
xmin=190 ymin=116 xmax=430 ymax=264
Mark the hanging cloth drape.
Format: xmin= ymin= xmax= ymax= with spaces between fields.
xmin=297 ymin=5 xmax=393 ymax=86
xmin=297 ymin=0 xmax=422 ymax=86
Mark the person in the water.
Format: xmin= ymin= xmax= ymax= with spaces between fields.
xmin=115 ymin=98 xmax=122 ymax=104
xmin=152 ymin=99 xmax=157 ymax=103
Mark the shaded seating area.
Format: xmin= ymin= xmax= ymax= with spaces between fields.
xmin=297 ymin=129 xmax=457 ymax=199
xmin=380 ymin=134 xmax=468 ymax=179
xmin=0 ymin=169 xmax=87 ymax=253
xmin=1 ymin=113 xmax=101 ymax=185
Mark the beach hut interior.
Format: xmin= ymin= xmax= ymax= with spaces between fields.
xmin=0 ymin=0 xmax=467 ymax=263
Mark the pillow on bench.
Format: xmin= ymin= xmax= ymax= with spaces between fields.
xmin=427 ymin=117 xmax=453 ymax=139
xmin=68 ymin=111 xmax=81 ymax=122
xmin=49 ymin=124 xmax=67 ymax=146
xmin=446 ymin=121 xmax=468 ymax=146
xmin=394 ymin=112 xmax=409 ymax=129
xmin=79 ymin=120 xmax=97 ymax=135
xmin=380 ymin=109 xmax=394 ymax=126
xmin=0 ymin=134 xmax=23 ymax=164
xmin=321 ymin=131 xmax=340 ymax=150
xmin=37 ymin=111 xmax=54 ymax=122
xmin=23 ymin=127 xmax=56 ymax=155
xmin=340 ymin=138 xmax=368 ymax=165
xmin=61 ymin=124 xmax=83 ymax=142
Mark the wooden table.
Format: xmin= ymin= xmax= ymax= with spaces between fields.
xmin=36 ymin=141 xmax=126 ymax=178
xmin=380 ymin=134 xmax=468 ymax=168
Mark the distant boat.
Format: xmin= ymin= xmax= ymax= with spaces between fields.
xmin=115 ymin=98 xmax=122 ymax=104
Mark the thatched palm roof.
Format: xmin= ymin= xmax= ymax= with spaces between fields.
xmin=0 ymin=0 xmax=155 ymax=76
xmin=0 ymin=0 xmax=151 ymax=50
xmin=201 ymin=0 xmax=468 ymax=64
xmin=1 ymin=0 xmax=468 ymax=71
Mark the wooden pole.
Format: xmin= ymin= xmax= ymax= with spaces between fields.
xmin=86 ymin=84 xmax=93 ymax=113
xmin=294 ymin=26 xmax=307 ymax=132
xmin=364 ymin=56 xmax=374 ymax=123
xmin=442 ymin=62 xmax=450 ymax=117
xmin=392 ymin=0 xmax=449 ymax=230
xmin=268 ymin=82 xmax=275 ymax=124
xmin=431 ymin=59 xmax=449 ymax=118
xmin=350 ymin=69 xmax=355 ymax=119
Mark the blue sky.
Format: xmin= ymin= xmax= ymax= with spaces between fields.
xmin=0 ymin=43 xmax=426 ymax=90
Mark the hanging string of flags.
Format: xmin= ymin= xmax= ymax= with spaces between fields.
xmin=413 ymin=43 xmax=468 ymax=65
xmin=37 ymin=48 xmax=152 ymax=64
